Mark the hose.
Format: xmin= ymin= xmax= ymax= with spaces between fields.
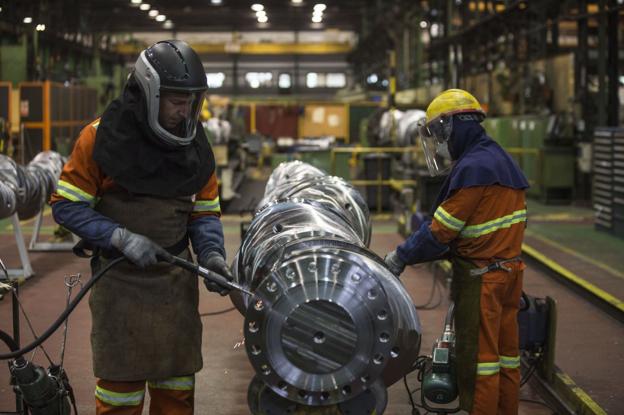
xmin=0 ymin=257 xmax=125 ymax=360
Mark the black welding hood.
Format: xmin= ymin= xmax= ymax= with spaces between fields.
xmin=93 ymin=73 xmax=214 ymax=198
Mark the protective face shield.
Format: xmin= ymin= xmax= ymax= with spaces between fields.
xmin=133 ymin=40 xmax=208 ymax=147
xmin=418 ymin=115 xmax=453 ymax=177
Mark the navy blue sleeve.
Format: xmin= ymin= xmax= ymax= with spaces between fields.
xmin=188 ymin=215 xmax=225 ymax=260
xmin=51 ymin=200 xmax=119 ymax=249
xmin=396 ymin=220 xmax=450 ymax=264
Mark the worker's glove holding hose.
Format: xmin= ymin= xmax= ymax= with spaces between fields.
xmin=110 ymin=227 xmax=171 ymax=268
xmin=384 ymin=250 xmax=406 ymax=277
xmin=199 ymin=252 xmax=233 ymax=296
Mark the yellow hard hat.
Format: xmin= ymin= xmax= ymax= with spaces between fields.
xmin=425 ymin=89 xmax=485 ymax=123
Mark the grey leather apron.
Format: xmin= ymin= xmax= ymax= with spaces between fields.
xmin=89 ymin=190 xmax=203 ymax=381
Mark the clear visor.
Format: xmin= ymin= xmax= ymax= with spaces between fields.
xmin=417 ymin=115 xmax=453 ymax=177
xmin=157 ymin=90 xmax=205 ymax=141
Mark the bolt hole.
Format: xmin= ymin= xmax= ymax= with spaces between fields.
xmin=351 ymin=274 xmax=362 ymax=282
xmin=250 ymin=345 xmax=261 ymax=355
xmin=248 ymin=321 xmax=259 ymax=333
xmin=391 ymin=347 xmax=400 ymax=358
xmin=307 ymin=262 xmax=317 ymax=272
xmin=266 ymin=281 xmax=277 ymax=293
xmin=278 ymin=381 xmax=288 ymax=390
xmin=298 ymin=390 xmax=308 ymax=399
xmin=254 ymin=300 xmax=264 ymax=311
xmin=377 ymin=310 xmax=388 ymax=321
xmin=360 ymin=374 xmax=370 ymax=383
xmin=345 ymin=203 xmax=352 ymax=210
xmin=379 ymin=332 xmax=390 ymax=343
xmin=273 ymin=224 xmax=283 ymax=234
xmin=313 ymin=331 xmax=326 ymax=344
xmin=373 ymin=354 xmax=384 ymax=365
xmin=320 ymin=392 xmax=330 ymax=401
xmin=261 ymin=364 xmax=271 ymax=375
xmin=368 ymin=289 xmax=378 ymax=300
xmin=342 ymin=385 xmax=352 ymax=395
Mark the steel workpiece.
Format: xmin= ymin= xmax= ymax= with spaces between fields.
xmin=232 ymin=161 xmax=421 ymax=408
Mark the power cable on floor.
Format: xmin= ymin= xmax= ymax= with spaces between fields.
xmin=200 ymin=306 xmax=236 ymax=317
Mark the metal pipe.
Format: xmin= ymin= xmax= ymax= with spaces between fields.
xmin=232 ymin=161 xmax=422 ymax=407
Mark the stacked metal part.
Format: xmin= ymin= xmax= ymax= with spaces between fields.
xmin=0 ymin=152 xmax=64 ymax=220
xmin=232 ymin=161 xmax=421 ymax=410
xmin=378 ymin=109 xmax=426 ymax=147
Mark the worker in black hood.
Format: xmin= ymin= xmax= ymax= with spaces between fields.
xmin=51 ymin=40 xmax=230 ymax=415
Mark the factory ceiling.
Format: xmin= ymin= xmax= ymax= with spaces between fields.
xmin=2 ymin=0 xmax=377 ymax=33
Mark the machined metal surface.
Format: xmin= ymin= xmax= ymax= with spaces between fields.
xmin=0 ymin=152 xmax=64 ymax=220
xmin=232 ymin=161 xmax=421 ymax=408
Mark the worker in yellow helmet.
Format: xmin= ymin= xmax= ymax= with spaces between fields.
xmin=385 ymin=89 xmax=529 ymax=414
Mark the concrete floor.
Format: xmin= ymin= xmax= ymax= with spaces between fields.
xmin=1 ymin=214 xmax=620 ymax=414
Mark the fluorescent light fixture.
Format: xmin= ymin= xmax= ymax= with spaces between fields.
xmin=419 ymin=20 xmax=427 ymax=29
xmin=257 ymin=15 xmax=268 ymax=23
xmin=251 ymin=4 xmax=264 ymax=11
xmin=291 ymin=0 xmax=303 ymax=3
xmin=311 ymin=15 xmax=322 ymax=23
xmin=312 ymin=10 xmax=323 ymax=17
xmin=256 ymin=10 xmax=266 ymax=17
xmin=131 ymin=0 xmax=142 ymax=4
xmin=23 ymin=17 xmax=33 ymax=23
xmin=36 ymin=24 xmax=46 ymax=31
xmin=148 ymin=9 xmax=159 ymax=17
xmin=313 ymin=3 xmax=326 ymax=11
xmin=156 ymin=14 xmax=166 ymax=21
xmin=140 ymin=3 xmax=150 ymax=10
xmin=211 ymin=0 xmax=223 ymax=4
xmin=163 ymin=20 xmax=174 ymax=29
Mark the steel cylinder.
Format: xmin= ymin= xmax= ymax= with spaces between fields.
xmin=0 ymin=152 xmax=64 ymax=220
xmin=232 ymin=161 xmax=421 ymax=407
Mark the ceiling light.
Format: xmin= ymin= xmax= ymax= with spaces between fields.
xmin=131 ymin=0 xmax=142 ymax=4
xmin=211 ymin=0 xmax=222 ymax=3
xmin=311 ymin=15 xmax=322 ymax=23
xmin=313 ymin=3 xmax=326 ymax=11
xmin=23 ymin=17 xmax=33 ymax=23
xmin=312 ymin=10 xmax=323 ymax=17
xmin=163 ymin=20 xmax=174 ymax=28
xmin=256 ymin=10 xmax=266 ymax=17
xmin=148 ymin=9 xmax=159 ymax=17
xmin=291 ymin=0 xmax=303 ymax=3
xmin=257 ymin=15 xmax=268 ymax=23
xmin=419 ymin=20 xmax=427 ymax=29
xmin=156 ymin=14 xmax=166 ymax=21
xmin=140 ymin=3 xmax=150 ymax=10
xmin=251 ymin=4 xmax=264 ymax=11
xmin=36 ymin=24 xmax=46 ymax=31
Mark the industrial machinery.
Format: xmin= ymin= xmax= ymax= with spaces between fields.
xmin=231 ymin=161 xmax=422 ymax=414
xmin=0 ymin=151 xmax=64 ymax=220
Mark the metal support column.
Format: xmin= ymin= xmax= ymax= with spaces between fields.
xmin=597 ymin=0 xmax=608 ymax=126
xmin=7 ymin=213 xmax=34 ymax=279
xmin=606 ymin=0 xmax=620 ymax=126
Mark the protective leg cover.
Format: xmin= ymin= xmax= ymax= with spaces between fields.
xmin=472 ymin=264 xmax=523 ymax=415
xmin=95 ymin=377 xmax=195 ymax=415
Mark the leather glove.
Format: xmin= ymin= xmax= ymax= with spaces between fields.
xmin=384 ymin=250 xmax=406 ymax=276
xmin=199 ymin=252 xmax=233 ymax=296
xmin=110 ymin=227 xmax=171 ymax=268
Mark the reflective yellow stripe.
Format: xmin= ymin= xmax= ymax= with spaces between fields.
xmin=434 ymin=205 xmax=465 ymax=232
xmin=193 ymin=197 xmax=221 ymax=213
xmin=56 ymin=180 xmax=96 ymax=205
xmin=95 ymin=385 xmax=144 ymax=407
xmin=460 ymin=209 xmax=527 ymax=238
xmin=500 ymin=355 xmax=521 ymax=369
xmin=148 ymin=376 xmax=195 ymax=391
xmin=477 ymin=362 xmax=500 ymax=376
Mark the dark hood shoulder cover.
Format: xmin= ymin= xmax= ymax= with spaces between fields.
xmin=93 ymin=75 xmax=214 ymax=197
xmin=433 ymin=121 xmax=529 ymax=209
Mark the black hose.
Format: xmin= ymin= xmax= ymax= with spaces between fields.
xmin=0 ymin=256 xmax=125 ymax=360
xmin=0 ymin=329 xmax=19 ymax=352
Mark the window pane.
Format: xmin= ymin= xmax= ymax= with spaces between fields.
xmin=306 ymin=72 xmax=319 ymax=88
xmin=206 ymin=72 xmax=226 ymax=88
xmin=245 ymin=72 xmax=273 ymax=88
xmin=326 ymin=73 xmax=346 ymax=88
xmin=278 ymin=73 xmax=292 ymax=89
